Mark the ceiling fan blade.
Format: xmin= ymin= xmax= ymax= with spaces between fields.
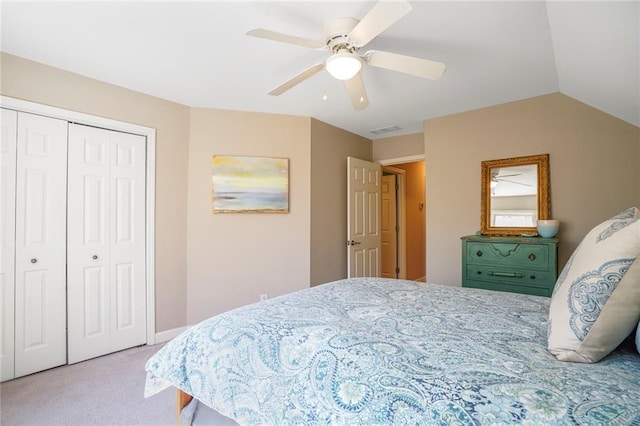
xmin=500 ymin=179 xmax=532 ymax=187
xmin=349 ymin=0 xmax=412 ymax=48
xmin=496 ymin=173 xmax=522 ymax=178
xmin=344 ymin=71 xmax=369 ymax=111
xmin=246 ymin=28 xmax=324 ymax=49
xmin=366 ymin=50 xmax=446 ymax=80
xmin=268 ymin=63 xmax=324 ymax=96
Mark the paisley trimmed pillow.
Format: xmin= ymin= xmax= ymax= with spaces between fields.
xmin=548 ymin=207 xmax=640 ymax=363
xmin=636 ymin=322 xmax=640 ymax=354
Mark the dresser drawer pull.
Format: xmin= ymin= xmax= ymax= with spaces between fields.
xmin=487 ymin=271 xmax=525 ymax=278
xmin=476 ymin=250 xmax=483 ymax=257
xmin=528 ymin=253 xmax=537 ymax=261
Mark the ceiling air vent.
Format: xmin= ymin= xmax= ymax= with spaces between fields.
xmin=370 ymin=125 xmax=401 ymax=135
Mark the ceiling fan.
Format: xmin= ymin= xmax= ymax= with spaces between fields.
xmin=491 ymin=171 xmax=532 ymax=188
xmin=246 ymin=0 xmax=446 ymax=111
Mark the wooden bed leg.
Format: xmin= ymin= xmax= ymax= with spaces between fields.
xmin=176 ymin=388 xmax=193 ymax=426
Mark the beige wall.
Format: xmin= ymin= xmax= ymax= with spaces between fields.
xmin=187 ymin=109 xmax=311 ymax=323
xmin=1 ymin=53 xmax=190 ymax=332
xmin=392 ymin=162 xmax=426 ymax=280
xmin=7 ymin=53 xmax=637 ymax=330
xmin=310 ymin=118 xmax=372 ymax=286
xmin=372 ymin=132 xmax=424 ymax=161
xmin=425 ymin=93 xmax=640 ymax=286
xmin=0 ymin=53 xmax=372 ymax=332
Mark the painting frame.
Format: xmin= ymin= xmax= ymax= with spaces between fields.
xmin=211 ymin=155 xmax=289 ymax=214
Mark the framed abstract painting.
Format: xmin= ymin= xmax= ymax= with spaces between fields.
xmin=211 ymin=155 xmax=289 ymax=213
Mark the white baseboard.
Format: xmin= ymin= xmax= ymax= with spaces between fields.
xmin=155 ymin=326 xmax=190 ymax=344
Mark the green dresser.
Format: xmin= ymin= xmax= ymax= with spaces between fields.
xmin=461 ymin=235 xmax=559 ymax=297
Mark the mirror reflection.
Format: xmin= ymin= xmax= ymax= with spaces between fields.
xmin=490 ymin=164 xmax=538 ymax=227
xmin=480 ymin=154 xmax=550 ymax=236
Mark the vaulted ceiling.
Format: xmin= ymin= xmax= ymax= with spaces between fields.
xmin=1 ymin=1 xmax=638 ymax=138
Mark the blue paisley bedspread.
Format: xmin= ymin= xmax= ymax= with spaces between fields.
xmin=144 ymin=278 xmax=640 ymax=425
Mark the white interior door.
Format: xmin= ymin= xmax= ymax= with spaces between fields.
xmin=347 ymin=157 xmax=381 ymax=278
xmin=1 ymin=109 xmax=18 ymax=381
xmin=14 ymin=112 xmax=68 ymax=378
xmin=67 ymin=124 xmax=146 ymax=364
xmin=381 ymin=174 xmax=398 ymax=278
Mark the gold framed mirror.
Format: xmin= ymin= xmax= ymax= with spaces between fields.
xmin=480 ymin=153 xmax=550 ymax=236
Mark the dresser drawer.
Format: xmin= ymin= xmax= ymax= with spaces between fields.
xmin=465 ymin=264 xmax=554 ymax=289
xmin=463 ymin=278 xmax=553 ymax=297
xmin=465 ymin=241 xmax=550 ymax=270
xmin=461 ymin=235 xmax=558 ymax=297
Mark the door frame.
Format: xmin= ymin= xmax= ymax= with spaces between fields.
xmin=382 ymin=166 xmax=406 ymax=280
xmin=379 ymin=155 xmax=425 ymax=281
xmin=1 ymin=95 xmax=157 ymax=346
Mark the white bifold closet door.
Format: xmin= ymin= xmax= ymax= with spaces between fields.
xmin=1 ymin=110 xmax=68 ymax=380
xmin=67 ymin=124 xmax=146 ymax=364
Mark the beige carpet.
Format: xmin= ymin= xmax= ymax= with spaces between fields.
xmin=1 ymin=344 xmax=174 ymax=426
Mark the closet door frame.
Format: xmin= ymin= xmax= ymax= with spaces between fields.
xmin=1 ymin=109 xmax=17 ymax=381
xmin=0 ymin=95 xmax=157 ymax=346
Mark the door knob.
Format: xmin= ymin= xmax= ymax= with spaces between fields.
xmin=30 ymin=258 xmax=37 ymax=264
xmin=92 ymin=255 xmax=98 ymax=260
xmin=348 ymin=240 xmax=362 ymax=246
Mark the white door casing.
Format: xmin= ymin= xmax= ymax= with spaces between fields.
xmin=67 ymin=124 xmax=146 ymax=364
xmin=379 ymin=157 xmax=424 ymax=281
xmin=1 ymin=109 xmax=17 ymax=381
xmin=381 ymin=174 xmax=398 ymax=279
xmin=14 ymin=112 xmax=68 ymax=378
xmin=381 ymin=166 xmax=408 ymax=280
xmin=347 ymin=157 xmax=381 ymax=278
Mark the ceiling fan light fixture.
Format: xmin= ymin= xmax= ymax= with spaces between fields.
xmin=326 ymin=51 xmax=362 ymax=80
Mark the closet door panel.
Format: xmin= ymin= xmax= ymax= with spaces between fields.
xmin=82 ymin=265 xmax=108 ymax=340
xmin=67 ymin=125 xmax=110 ymax=363
xmin=110 ymin=132 xmax=146 ymax=351
xmin=1 ymin=109 xmax=17 ymax=381
xmin=14 ymin=112 xmax=67 ymax=378
xmin=68 ymin=125 xmax=146 ymax=363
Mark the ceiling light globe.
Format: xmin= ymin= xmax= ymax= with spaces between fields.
xmin=325 ymin=52 xmax=362 ymax=80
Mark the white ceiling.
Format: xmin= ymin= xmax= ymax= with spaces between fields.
xmin=1 ymin=1 xmax=638 ymax=139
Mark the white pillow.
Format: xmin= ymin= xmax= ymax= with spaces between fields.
xmin=548 ymin=207 xmax=640 ymax=363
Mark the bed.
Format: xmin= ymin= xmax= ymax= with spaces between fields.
xmin=144 ymin=277 xmax=640 ymax=425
